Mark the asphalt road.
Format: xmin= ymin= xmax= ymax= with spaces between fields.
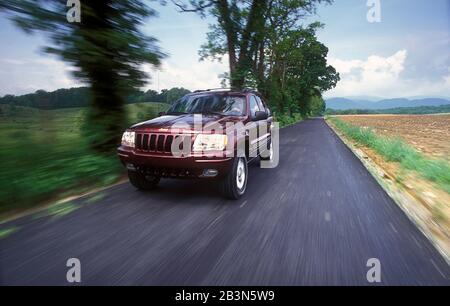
xmin=1 ymin=118 xmax=449 ymax=285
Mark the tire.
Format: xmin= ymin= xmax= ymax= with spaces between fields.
xmin=128 ymin=170 xmax=160 ymax=190
xmin=220 ymin=157 xmax=248 ymax=200
xmin=260 ymin=139 xmax=273 ymax=161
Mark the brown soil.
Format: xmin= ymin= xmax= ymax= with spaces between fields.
xmin=336 ymin=114 xmax=450 ymax=161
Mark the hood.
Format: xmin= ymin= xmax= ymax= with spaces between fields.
xmin=131 ymin=114 xmax=245 ymax=133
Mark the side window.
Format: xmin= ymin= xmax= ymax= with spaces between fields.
xmin=261 ymin=98 xmax=271 ymax=117
xmin=260 ymin=97 xmax=271 ymax=117
xmin=255 ymin=96 xmax=266 ymax=113
xmin=249 ymin=95 xmax=261 ymax=118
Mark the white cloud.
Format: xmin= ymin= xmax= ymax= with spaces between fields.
xmin=0 ymin=57 xmax=81 ymax=96
xmin=3 ymin=50 xmax=448 ymax=100
xmin=143 ymin=59 xmax=228 ymax=92
xmin=0 ymin=56 xmax=228 ymax=96
xmin=326 ymin=50 xmax=450 ymax=98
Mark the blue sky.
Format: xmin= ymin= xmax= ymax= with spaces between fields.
xmin=0 ymin=0 xmax=449 ymax=98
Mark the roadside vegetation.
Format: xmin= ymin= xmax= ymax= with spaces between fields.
xmin=327 ymin=117 xmax=450 ymax=194
xmin=0 ymin=86 xmax=191 ymax=109
xmin=0 ymin=103 xmax=168 ymax=215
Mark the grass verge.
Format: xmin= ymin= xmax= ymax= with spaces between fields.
xmin=0 ymin=102 xmax=169 ymax=216
xmin=327 ymin=116 xmax=450 ymax=194
xmin=0 ymin=226 xmax=20 ymax=239
xmin=275 ymin=113 xmax=304 ymax=128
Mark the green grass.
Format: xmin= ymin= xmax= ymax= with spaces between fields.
xmin=275 ymin=113 xmax=304 ymax=128
xmin=45 ymin=201 xmax=80 ymax=218
xmin=0 ymin=102 xmax=169 ymax=215
xmin=328 ymin=117 xmax=450 ymax=194
xmin=0 ymin=226 xmax=20 ymax=239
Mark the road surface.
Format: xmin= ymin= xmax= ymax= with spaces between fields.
xmin=1 ymin=118 xmax=449 ymax=285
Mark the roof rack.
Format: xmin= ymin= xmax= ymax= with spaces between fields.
xmin=193 ymin=87 xmax=258 ymax=93
xmin=241 ymin=88 xmax=258 ymax=93
xmin=193 ymin=88 xmax=232 ymax=93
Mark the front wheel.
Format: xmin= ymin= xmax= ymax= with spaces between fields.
xmin=128 ymin=171 xmax=160 ymax=190
xmin=220 ymin=157 xmax=248 ymax=200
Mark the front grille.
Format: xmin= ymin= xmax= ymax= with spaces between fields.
xmin=135 ymin=133 xmax=191 ymax=154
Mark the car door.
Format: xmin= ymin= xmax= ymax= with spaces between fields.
xmin=247 ymin=94 xmax=270 ymax=158
xmin=247 ymin=95 xmax=261 ymax=158
xmin=254 ymin=95 xmax=272 ymax=154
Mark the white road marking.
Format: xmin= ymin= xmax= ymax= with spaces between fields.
xmin=240 ymin=200 xmax=248 ymax=208
xmin=325 ymin=212 xmax=331 ymax=222
xmin=389 ymin=222 xmax=398 ymax=234
xmin=412 ymin=236 xmax=423 ymax=249
xmin=430 ymin=259 xmax=447 ymax=279
xmin=206 ymin=215 xmax=223 ymax=230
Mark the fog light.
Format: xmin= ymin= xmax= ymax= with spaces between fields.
xmin=202 ymin=169 xmax=218 ymax=177
xmin=126 ymin=163 xmax=136 ymax=171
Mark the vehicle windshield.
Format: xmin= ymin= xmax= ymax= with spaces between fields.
xmin=167 ymin=94 xmax=246 ymax=116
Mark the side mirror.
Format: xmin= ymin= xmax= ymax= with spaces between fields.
xmin=158 ymin=111 xmax=166 ymax=117
xmin=253 ymin=111 xmax=268 ymax=121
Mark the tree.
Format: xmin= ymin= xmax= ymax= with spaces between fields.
xmin=266 ymin=23 xmax=339 ymax=114
xmin=172 ymin=0 xmax=338 ymax=116
xmin=142 ymin=89 xmax=160 ymax=102
xmin=0 ymin=1 xmax=165 ymax=152
xmin=174 ymin=0 xmax=268 ymax=88
xmin=173 ymin=0 xmax=331 ymax=89
xmin=166 ymin=87 xmax=191 ymax=104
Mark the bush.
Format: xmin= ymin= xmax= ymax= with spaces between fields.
xmin=275 ymin=113 xmax=304 ymax=128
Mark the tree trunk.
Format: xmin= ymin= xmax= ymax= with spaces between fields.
xmin=233 ymin=0 xmax=268 ymax=89
xmin=257 ymin=41 xmax=265 ymax=86
xmin=80 ymin=0 xmax=127 ymax=152
xmin=217 ymin=0 xmax=238 ymax=87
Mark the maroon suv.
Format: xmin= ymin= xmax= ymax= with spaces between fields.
xmin=117 ymin=89 xmax=273 ymax=199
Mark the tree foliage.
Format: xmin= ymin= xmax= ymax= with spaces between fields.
xmin=0 ymin=0 xmax=165 ymax=152
xmin=165 ymin=87 xmax=192 ymax=104
xmin=0 ymin=86 xmax=192 ymax=109
xmin=173 ymin=0 xmax=339 ymax=115
xmin=265 ymin=23 xmax=339 ymax=115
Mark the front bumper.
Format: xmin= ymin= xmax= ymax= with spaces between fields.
xmin=117 ymin=146 xmax=234 ymax=178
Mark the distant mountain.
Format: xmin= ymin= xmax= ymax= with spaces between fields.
xmin=325 ymin=104 xmax=450 ymax=115
xmin=341 ymin=95 xmax=383 ymax=102
xmin=405 ymin=95 xmax=450 ymax=100
xmin=326 ymin=97 xmax=450 ymax=110
xmin=325 ymin=98 xmax=372 ymax=110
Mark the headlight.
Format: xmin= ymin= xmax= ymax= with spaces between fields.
xmin=121 ymin=131 xmax=135 ymax=148
xmin=193 ymin=134 xmax=228 ymax=151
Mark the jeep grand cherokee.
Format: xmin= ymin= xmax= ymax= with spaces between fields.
xmin=117 ymin=89 xmax=273 ymax=199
